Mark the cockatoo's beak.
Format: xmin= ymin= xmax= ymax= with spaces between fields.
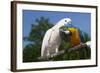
xmin=69 ymin=21 xmax=72 ymax=24
xmin=64 ymin=21 xmax=72 ymax=27
xmin=64 ymin=23 xmax=68 ymax=27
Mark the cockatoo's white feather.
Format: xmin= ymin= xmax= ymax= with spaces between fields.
xmin=41 ymin=18 xmax=71 ymax=58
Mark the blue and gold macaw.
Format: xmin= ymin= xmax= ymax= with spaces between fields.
xmin=60 ymin=25 xmax=91 ymax=48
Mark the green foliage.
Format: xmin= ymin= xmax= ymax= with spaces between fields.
xmin=23 ymin=44 xmax=40 ymax=62
xmin=23 ymin=17 xmax=91 ymax=62
xmin=23 ymin=17 xmax=53 ymax=62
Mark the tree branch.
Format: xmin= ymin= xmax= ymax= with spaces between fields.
xmin=38 ymin=43 xmax=88 ymax=60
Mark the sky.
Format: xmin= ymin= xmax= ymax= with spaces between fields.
xmin=23 ymin=10 xmax=91 ymax=47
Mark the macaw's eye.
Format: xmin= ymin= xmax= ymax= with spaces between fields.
xmin=65 ymin=20 xmax=67 ymax=22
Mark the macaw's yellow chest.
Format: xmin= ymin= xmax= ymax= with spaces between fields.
xmin=68 ymin=28 xmax=81 ymax=47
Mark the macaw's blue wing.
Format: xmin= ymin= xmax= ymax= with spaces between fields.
xmin=78 ymin=29 xmax=85 ymax=43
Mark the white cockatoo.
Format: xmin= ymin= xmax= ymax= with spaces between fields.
xmin=41 ymin=18 xmax=71 ymax=58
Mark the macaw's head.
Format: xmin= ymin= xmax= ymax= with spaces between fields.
xmin=59 ymin=27 xmax=71 ymax=43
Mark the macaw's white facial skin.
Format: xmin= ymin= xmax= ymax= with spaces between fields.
xmin=41 ymin=18 xmax=71 ymax=58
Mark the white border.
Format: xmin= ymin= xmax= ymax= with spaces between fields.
xmin=17 ymin=3 xmax=96 ymax=69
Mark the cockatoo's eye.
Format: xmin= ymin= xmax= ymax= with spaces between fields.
xmin=65 ymin=20 xmax=67 ymax=22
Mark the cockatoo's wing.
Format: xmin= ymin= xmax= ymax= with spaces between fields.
xmin=41 ymin=29 xmax=52 ymax=57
